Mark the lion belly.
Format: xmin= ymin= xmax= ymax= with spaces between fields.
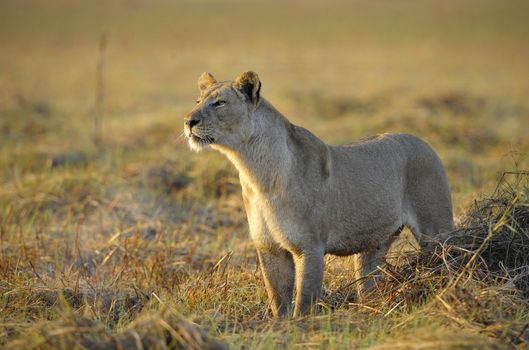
xmin=322 ymin=179 xmax=406 ymax=256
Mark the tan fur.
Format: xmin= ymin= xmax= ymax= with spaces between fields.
xmin=184 ymin=71 xmax=454 ymax=316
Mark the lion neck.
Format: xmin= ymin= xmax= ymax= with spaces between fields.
xmin=212 ymin=99 xmax=292 ymax=195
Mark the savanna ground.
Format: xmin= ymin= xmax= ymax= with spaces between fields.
xmin=1 ymin=0 xmax=529 ymax=349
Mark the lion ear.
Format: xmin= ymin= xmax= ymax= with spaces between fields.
xmin=234 ymin=71 xmax=261 ymax=104
xmin=198 ymin=72 xmax=217 ymax=92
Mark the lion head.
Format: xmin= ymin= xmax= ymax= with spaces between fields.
xmin=184 ymin=71 xmax=262 ymax=152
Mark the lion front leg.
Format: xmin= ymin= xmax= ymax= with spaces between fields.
xmin=257 ymin=247 xmax=295 ymax=316
xmin=293 ymin=247 xmax=325 ymax=317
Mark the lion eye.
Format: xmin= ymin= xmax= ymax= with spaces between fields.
xmin=212 ymin=100 xmax=226 ymax=108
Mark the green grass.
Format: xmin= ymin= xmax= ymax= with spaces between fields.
xmin=1 ymin=0 xmax=529 ymax=348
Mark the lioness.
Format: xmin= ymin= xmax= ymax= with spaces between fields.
xmin=184 ymin=71 xmax=454 ymax=317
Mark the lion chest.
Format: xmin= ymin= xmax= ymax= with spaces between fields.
xmin=242 ymin=187 xmax=310 ymax=252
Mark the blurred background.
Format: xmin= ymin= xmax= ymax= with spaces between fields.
xmin=1 ymin=0 xmax=529 ymax=347
xmin=1 ymin=0 xmax=528 ymax=210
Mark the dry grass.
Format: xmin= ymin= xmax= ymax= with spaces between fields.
xmin=4 ymin=307 xmax=226 ymax=350
xmin=1 ymin=0 xmax=529 ymax=348
xmin=361 ymin=173 xmax=529 ymax=348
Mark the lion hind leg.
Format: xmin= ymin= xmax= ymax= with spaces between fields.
xmin=353 ymin=238 xmax=395 ymax=301
xmin=407 ymin=210 xmax=454 ymax=249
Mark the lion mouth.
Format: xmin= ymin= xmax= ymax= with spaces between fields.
xmin=187 ymin=132 xmax=215 ymax=152
xmin=191 ymin=133 xmax=215 ymax=144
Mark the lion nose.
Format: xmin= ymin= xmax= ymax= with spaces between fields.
xmin=185 ymin=118 xmax=201 ymax=129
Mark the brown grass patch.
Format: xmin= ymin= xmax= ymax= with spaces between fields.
xmin=357 ymin=171 xmax=529 ymax=347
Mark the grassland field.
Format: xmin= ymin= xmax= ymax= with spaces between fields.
xmin=1 ymin=0 xmax=529 ymax=349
